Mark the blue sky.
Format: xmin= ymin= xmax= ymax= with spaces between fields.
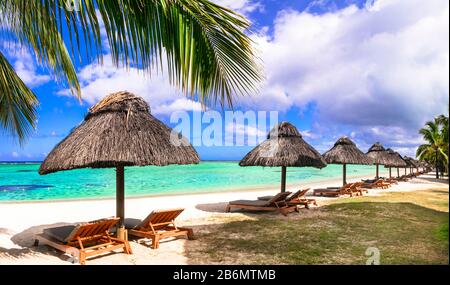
xmin=0 ymin=0 xmax=448 ymax=161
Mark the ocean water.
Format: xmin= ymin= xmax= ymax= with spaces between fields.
xmin=0 ymin=162 xmax=390 ymax=202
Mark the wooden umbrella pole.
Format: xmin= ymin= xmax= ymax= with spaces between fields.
xmin=397 ymin=168 xmax=400 ymax=178
xmin=281 ymin=166 xmax=287 ymax=192
xmin=389 ymin=167 xmax=392 ymax=179
xmin=343 ymin=163 xmax=347 ymax=186
xmin=376 ymin=164 xmax=379 ymax=179
xmin=116 ymin=166 xmax=125 ymax=227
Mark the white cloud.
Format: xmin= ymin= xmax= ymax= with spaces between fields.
xmin=212 ymin=0 xmax=264 ymax=15
xmin=11 ymin=151 xmax=19 ymax=158
xmin=153 ymin=98 xmax=203 ymax=115
xmin=300 ymin=129 xmax=320 ymax=139
xmin=1 ymin=42 xmax=51 ymax=87
xmin=238 ymin=0 xmax=448 ymax=151
xmin=225 ymin=122 xmax=266 ymax=137
xmin=57 ymin=54 xmax=202 ymax=116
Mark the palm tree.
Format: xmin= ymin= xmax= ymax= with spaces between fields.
xmin=436 ymin=114 xmax=449 ymax=175
xmin=417 ymin=117 xmax=448 ymax=179
xmin=0 ymin=0 xmax=262 ymax=143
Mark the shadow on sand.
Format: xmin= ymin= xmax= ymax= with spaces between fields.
xmin=416 ymin=176 xmax=449 ymax=184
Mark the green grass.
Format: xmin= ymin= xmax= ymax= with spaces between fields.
xmin=186 ymin=188 xmax=449 ymax=264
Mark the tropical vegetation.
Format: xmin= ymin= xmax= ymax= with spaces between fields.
xmin=417 ymin=114 xmax=449 ymax=179
xmin=0 ymin=0 xmax=262 ymax=143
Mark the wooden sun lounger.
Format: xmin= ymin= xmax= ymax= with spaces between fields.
xmin=350 ymin=182 xmax=367 ymax=195
xmin=361 ymin=179 xmax=390 ymax=189
xmin=226 ymin=192 xmax=297 ymax=216
xmin=397 ymin=175 xmax=409 ymax=182
xmin=34 ymin=217 xmax=132 ymax=265
xmin=325 ymin=182 xmax=366 ymax=196
xmin=127 ymin=208 xmax=194 ymax=249
xmin=258 ymin=189 xmax=317 ymax=209
xmin=384 ymin=178 xmax=398 ymax=184
xmin=313 ymin=183 xmax=356 ymax=197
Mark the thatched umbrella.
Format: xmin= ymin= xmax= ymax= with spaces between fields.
xmin=366 ymin=142 xmax=392 ymax=179
xmin=413 ymin=159 xmax=421 ymax=173
xmin=322 ymin=136 xmax=372 ymax=185
xmin=418 ymin=160 xmax=429 ymax=172
xmin=384 ymin=149 xmax=407 ymax=179
xmin=39 ymin=91 xmax=200 ymax=230
xmin=239 ymin=122 xmax=326 ymax=192
xmin=392 ymin=151 xmax=408 ymax=178
xmin=403 ymin=156 xmax=417 ymax=174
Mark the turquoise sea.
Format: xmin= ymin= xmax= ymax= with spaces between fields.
xmin=0 ymin=162 xmax=391 ymax=202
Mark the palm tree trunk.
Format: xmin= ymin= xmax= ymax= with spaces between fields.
xmin=116 ymin=166 xmax=125 ymax=227
xmin=281 ymin=166 xmax=287 ymax=192
xmin=343 ymin=163 xmax=347 ymax=186
xmin=435 ymin=152 xmax=439 ymax=179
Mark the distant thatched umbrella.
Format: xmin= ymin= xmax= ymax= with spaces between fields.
xmin=239 ymin=122 xmax=326 ymax=192
xmin=366 ymin=142 xmax=392 ymax=179
xmin=384 ymin=149 xmax=407 ymax=179
xmin=403 ymin=156 xmax=417 ymax=174
xmin=322 ymin=136 xmax=372 ymax=185
xmin=414 ymin=159 xmax=421 ymax=171
xmin=39 ymin=91 xmax=200 ymax=228
xmin=418 ymin=160 xmax=428 ymax=172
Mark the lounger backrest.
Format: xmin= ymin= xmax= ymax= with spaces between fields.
xmin=348 ymin=182 xmax=363 ymax=189
xmin=340 ymin=183 xmax=356 ymax=193
xmin=287 ymin=189 xmax=310 ymax=201
xmin=66 ymin=218 xmax=119 ymax=243
xmin=266 ymin=192 xmax=291 ymax=206
xmin=137 ymin=208 xmax=185 ymax=230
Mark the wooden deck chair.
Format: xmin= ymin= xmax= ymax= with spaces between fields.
xmin=226 ymin=192 xmax=297 ymax=216
xmin=362 ymin=179 xmax=390 ymax=189
xmin=127 ymin=208 xmax=194 ymax=249
xmin=384 ymin=178 xmax=398 ymax=184
xmin=325 ymin=183 xmax=353 ymax=190
xmin=258 ymin=189 xmax=317 ymax=209
xmin=349 ymin=182 xmax=367 ymax=195
xmin=34 ymin=217 xmax=132 ymax=265
xmin=313 ymin=183 xmax=355 ymax=197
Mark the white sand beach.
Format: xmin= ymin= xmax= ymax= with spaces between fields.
xmin=0 ymin=172 xmax=447 ymax=265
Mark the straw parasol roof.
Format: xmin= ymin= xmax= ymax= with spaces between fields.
xmin=39 ymin=91 xmax=199 ymax=174
xmin=323 ymin=136 xmax=372 ymax=165
xmin=384 ymin=149 xmax=408 ymax=167
xmin=403 ymin=156 xmax=418 ymax=168
xmin=239 ymin=122 xmax=326 ymax=168
xmin=239 ymin=122 xmax=326 ymax=192
xmin=323 ymin=136 xmax=371 ymax=185
xmin=38 ymin=91 xmax=199 ymax=229
xmin=366 ymin=142 xmax=392 ymax=165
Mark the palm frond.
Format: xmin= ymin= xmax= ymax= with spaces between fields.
xmin=0 ymin=0 xmax=81 ymax=98
xmin=416 ymin=144 xmax=431 ymax=160
xmin=418 ymin=127 xmax=435 ymax=144
xmin=2 ymin=0 xmax=262 ymax=106
xmin=0 ymin=51 xmax=38 ymax=142
xmin=0 ymin=0 xmax=262 ymax=142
